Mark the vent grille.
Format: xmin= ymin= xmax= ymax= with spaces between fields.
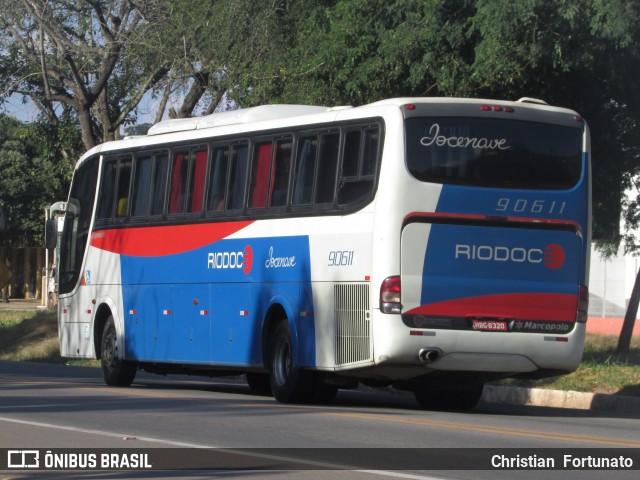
xmin=334 ymin=283 xmax=372 ymax=366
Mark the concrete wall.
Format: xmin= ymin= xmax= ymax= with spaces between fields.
xmin=589 ymin=246 xmax=639 ymax=319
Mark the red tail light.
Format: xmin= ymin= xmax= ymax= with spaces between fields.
xmin=380 ymin=276 xmax=402 ymax=314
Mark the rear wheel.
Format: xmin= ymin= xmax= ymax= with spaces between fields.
xmin=414 ymin=381 xmax=484 ymax=411
xmin=101 ymin=316 xmax=137 ymax=386
xmin=268 ymin=322 xmax=313 ymax=403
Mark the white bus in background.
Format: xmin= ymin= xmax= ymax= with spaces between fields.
xmin=47 ymin=97 xmax=591 ymax=409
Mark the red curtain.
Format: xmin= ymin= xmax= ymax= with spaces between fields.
xmin=250 ymin=143 xmax=272 ymax=208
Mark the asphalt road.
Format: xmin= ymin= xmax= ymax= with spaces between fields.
xmin=0 ymin=361 xmax=639 ymax=480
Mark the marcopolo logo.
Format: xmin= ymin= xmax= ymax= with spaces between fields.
xmin=455 ymin=243 xmax=565 ymax=270
xmin=207 ymin=245 xmax=253 ymax=274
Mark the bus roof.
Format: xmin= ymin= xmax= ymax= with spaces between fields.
xmin=147 ymin=104 xmax=349 ymax=136
xmin=75 ymin=97 xmax=582 ymax=167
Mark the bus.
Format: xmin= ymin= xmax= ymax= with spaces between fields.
xmin=46 ymin=97 xmax=591 ymax=410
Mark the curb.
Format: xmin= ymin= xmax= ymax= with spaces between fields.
xmin=482 ymin=385 xmax=640 ymax=413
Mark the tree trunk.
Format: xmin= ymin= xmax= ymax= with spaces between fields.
xmin=617 ymin=266 xmax=640 ymax=355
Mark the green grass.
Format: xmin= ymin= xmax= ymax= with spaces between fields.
xmin=0 ymin=309 xmax=98 ymax=366
xmin=494 ymin=334 xmax=640 ymax=396
xmin=1 ymin=310 xmax=639 ymax=396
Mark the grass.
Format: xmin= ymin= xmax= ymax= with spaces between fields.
xmin=1 ymin=309 xmax=639 ymax=397
xmin=494 ymin=334 xmax=640 ymax=396
xmin=0 ymin=309 xmax=98 ymax=366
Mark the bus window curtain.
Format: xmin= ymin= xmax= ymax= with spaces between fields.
xmin=250 ymin=143 xmax=272 ymax=208
xmin=267 ymin=143 xmax=280 ymax=206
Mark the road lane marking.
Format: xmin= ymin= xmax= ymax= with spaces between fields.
xmin=0 ymin=416 xmax=442 ymax=479
xmin=3 ymin=376 xmax=639 ymax=448
xmin=324 ymin=411 xmax=640 ymax=448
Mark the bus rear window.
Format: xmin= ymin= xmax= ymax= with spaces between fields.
xmin=405 ymin=117 xmax=583 ymax=190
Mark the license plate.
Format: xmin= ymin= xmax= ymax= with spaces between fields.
xmin=471 ymin=319 xmax=508 ymax=331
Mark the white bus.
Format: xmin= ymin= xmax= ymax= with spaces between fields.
xmin=47 ymin=97 xmax=591 ymax=409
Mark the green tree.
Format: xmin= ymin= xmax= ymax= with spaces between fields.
xmin=0 ymin=0 xmax=169 ymax=150
xmin=143 ymin=0 xmax=287 ymax=119
xmin=0 ymin=114 xmax=79 ymax=246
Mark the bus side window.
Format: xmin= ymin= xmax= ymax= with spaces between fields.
xmin=150 ymin=154 xmax=169 ymax=216
xmin=187 ymin=149 xmax=207 ymax=213
xmin=249 ymin=141 xmax=273 ymax=209
xmin=169 ymin=152 xmax=188 ymax=214
xmin=292 ymin=136 xmax=318 ymax=205
xmin=314 ymin=132 xmax=340 ymax=204
xmin=362 ymin=127 xmax=379 ymax=176
xmin=131 ymin=156 xmax=153 ymax=217
xmin=207 ymin=147 xmax=229 ymax=212
xmin=227 ymin=143 xmax=249 ymax=211
xmin=97 ymin=160 xmax=117 ymax=219
xmin=337 ymin=126 xmax=379 ymax=206
xmin=270 ymin=138 xmax=292 ymax=208
xmin=115 ymin=158 xmax=132 ymax=218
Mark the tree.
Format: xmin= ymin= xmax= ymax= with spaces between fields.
xmin=617 ymin=174 xmax=640 ymax=355
xmin=0 ymin=0 xmax=169 ymax=150
xmin=144 ymin=0 xmax=288 ymax=118
xmin=0 ymin=114 xmax=79 ymax=246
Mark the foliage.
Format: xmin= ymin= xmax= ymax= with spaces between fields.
xmin=0 ymin=0 xmax=170 ymax=150
xmin=0 ymin=114 xmax=79 ymax=246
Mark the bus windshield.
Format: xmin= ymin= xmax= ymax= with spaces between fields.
xmin=405 ymin=117 xmax=583 ymax=190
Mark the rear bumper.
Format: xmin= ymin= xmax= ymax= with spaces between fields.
xmin=371 ymin=312 xmax=585 ymax=375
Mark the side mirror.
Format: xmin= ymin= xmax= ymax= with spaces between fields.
xmin=45 ymin=218 xmax=57 ymax=249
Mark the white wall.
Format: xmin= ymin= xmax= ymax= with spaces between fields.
xmin=589 ymin=246 xmax=639 ymax=318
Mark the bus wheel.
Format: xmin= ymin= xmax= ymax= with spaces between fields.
xmin=413 ymin=381 xmax=483 ymax=411
xmin=268 ymin=322 xmax=312 ymax=403
xmin=101 ymin=316 xmax=137 ymax=387
xmin=245 ymin=373 xmax=271 ymax=394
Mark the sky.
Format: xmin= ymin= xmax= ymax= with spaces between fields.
xmin=1 ymin=95 xmax=40 ymax=123
xmin=1 ymin=91 xmax=167 ymax=126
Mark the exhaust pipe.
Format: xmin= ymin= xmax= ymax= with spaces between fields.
xmin=418 ymin=348 xmax=442 ymax=364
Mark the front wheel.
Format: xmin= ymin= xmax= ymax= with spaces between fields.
xmin=101 ymin=316 xmax=137 ymax=386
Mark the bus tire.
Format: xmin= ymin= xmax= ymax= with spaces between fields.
xmin=413 ymin=381 xmax=483 ymax=411
xmin=268 ymin=321 xmax=312 ymax=403
xmin=101 ymin=316 xmax=137 ymax=387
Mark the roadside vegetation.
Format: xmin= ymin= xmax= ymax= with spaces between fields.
xmin=1 ymin=309 xmax=638 ymax=396
xmin=495 ymin=335 xmax=640 ymax=396
xmin=0 ymin=309 xmax=97 ymax=366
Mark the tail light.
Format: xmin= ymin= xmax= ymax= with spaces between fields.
xmin=576 ymin=284 xmax=589 ymax=323
xmin=380 ymin=276 xmax=402 ymax=314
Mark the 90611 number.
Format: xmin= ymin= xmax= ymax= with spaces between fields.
xmin=328 ymin=250 xmax=354 ymax=267
xmin=496 ymin=198 xmax=566 ymax=215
